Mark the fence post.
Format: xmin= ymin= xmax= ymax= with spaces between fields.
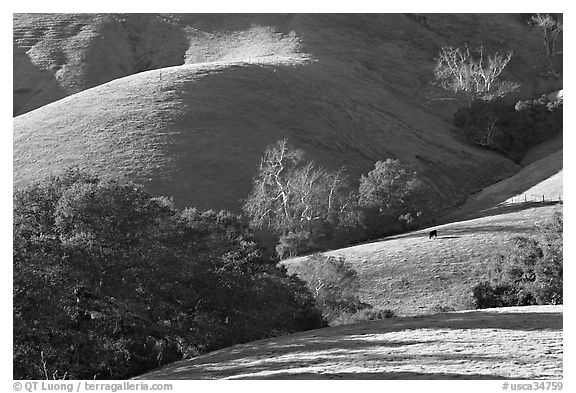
xmin=524 ymin=194 xmax=527 ymax=203
xmin=542 ymin=195 xmax=545 ymax=203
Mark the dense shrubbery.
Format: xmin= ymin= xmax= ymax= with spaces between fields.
xmin=472 ymin=209 xmax=562 ymax=309
xmin=290 ymin=254 xmax=398 ymax=326
xmin=454 ymin=97 xmax=562 ymax=162
xmin=13 ymin=169 xmax=324 ymax=380
xmin=289 ymin=254 xmax=380 ymax=324
xmin=290 ymin=254 xmax=363 ymax=318
xmin=330 ymin=307 xmax=396 ymax=326
xmin=243 ymin=141 xmax=436 ymax=258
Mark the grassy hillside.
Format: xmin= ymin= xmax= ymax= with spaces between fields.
xmin=140 ymin=148 xmax=562 ymax=379
xmin=283 ymin=203 xmax=561 ymax=316
xmin=463 ymin=151 xmax=562 ymax=207
xmin=446 ymin=142 xmax=562 ymax=219
xmin=13 ymin=14 xmax=191 ymax=116
xmin=137 ymin=305 xmax=562 ymax=379
xmin=15 ymin=13 xmax=560 ymax=212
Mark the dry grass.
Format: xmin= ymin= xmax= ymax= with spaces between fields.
xmin=135 ymin=188 xmax=563 ymax=380
xmin=13 ymin=14 xmax=563 ymax=381
xmin=137 ymin=305 xmax=562 ymax=380
xmin=15 ymin=14 xmax=554 ymax=211
xmin=460 ymin=149 xmax=562 ymax=210
xmin=283 ymin=204 xmax=561 ymax=316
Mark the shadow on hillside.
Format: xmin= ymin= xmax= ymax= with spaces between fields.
xmin=145 ymin=350 xmax=516 ymax=380
xmin=139 ymin=309 xmax=562 ymax=380
xmin=13 ymin=48 xmax=65 ymax=116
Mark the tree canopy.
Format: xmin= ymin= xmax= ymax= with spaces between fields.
xmin=14 ymin=168 xmax=324 ymax=379
xmin=358 ymin=159 xmax=434 ymax=231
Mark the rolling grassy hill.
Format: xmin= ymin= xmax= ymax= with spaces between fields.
xmin=284 ymin=203 xmax=561 ymax=316
xmin=134 ymin=158 xmax=563 ymax=379
xmin=278 ymin=123 xmax=563 ymax=314
xmin=282 ymin=135 xmax=562 ymax=316
xmin=13 ymin=14 xmax=563 ymax=380
xmin=445 ymin=136 xmax=563 ymax=220
xmin=137 ymin=305 xmax=562 ymax=379
xmin=13 ymin=13 xmax=561 ymax=212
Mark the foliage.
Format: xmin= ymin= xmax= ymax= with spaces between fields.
xmin=290 ymin=254 xmax=370 ymax=324
xmin=432 ymin=45 xmax=520 ymax=107
xmin=243 ymin=140 xmax=360 ymax=257
xmin=331 ymin=308 xmax=396 ymax=326
xmin=358 ymin=159 xmax=434 ymax=237
xmin=454 ymin=96 xmax=562 ymax=162
xmin=472 ymin=209 xmax=563 ymax=309
xmin=429 ymin=304 xmax=457 ymax=313
xmin=245 ymin=142 xmax=440 ymax=255
xmin=14 ymin=168 xmax=324 ymax=379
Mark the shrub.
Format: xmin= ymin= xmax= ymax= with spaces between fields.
xmin=331 ymin=308 xmax=396 ymax=326
xmin=429 ymin=304 xmax=457 ymax=313
xmin=290 ymin=254 xmax=371 ymax=324
xmin=471 ymin=209 xmax=563 ymax=309
xmin=471 ymin=281 xmax=531 ymax=309
xmin=13 ymin=168 xmax=325 ymax=379
xmin=276 ymin=230 xmax=314 ymax=259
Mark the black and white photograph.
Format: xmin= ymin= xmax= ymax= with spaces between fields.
xmin=10 ymin=4 xmax=567 ymax=387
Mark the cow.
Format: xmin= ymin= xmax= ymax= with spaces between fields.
xmin=429 ymin=230 xmax=438 ymax=239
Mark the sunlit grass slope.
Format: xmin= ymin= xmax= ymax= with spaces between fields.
xmin=283 ymin=204 xmax=561 ymax=316
xmin=137 ymin=305 xmax=562 ymax=379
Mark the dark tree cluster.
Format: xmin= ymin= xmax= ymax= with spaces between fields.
xmin=13 ymin=168 xmax=324 ymax=380
xmin=472 ymin=209 xmax=563 ymax=309
xmin=454 ymin=96 xmax=562 ymax=162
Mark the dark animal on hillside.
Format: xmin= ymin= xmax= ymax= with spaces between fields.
xmin=429 ymin=230 xmax=438 ymax=239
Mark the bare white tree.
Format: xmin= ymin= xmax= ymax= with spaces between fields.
xmin=433 ymin=45 xmax=520 ymax=107
xmin=530 ymin=13 xmax=563 ymax=78
xmin=243 ymin=139 xmax=352 ymax=234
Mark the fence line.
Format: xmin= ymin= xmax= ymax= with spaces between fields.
xmin=492 ymin=193 xmax=563 ymax=205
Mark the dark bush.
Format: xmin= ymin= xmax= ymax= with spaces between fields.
xmin=331 ymin=308 xmax=396 ymax=326
xmin=454 ymin=97 xmax=562 ymax=162
xmin=13 ymin=168 xmax=324 ymax=379
xmin=429 ymin=304 xmax=457 ymax=313
xmin=471 ymin=281 xmax=534 ymax=309
xmin=472 ymin=209 xmax=562 ymax=309
xmin=276 ymin=230 xmax=315 ymax=259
